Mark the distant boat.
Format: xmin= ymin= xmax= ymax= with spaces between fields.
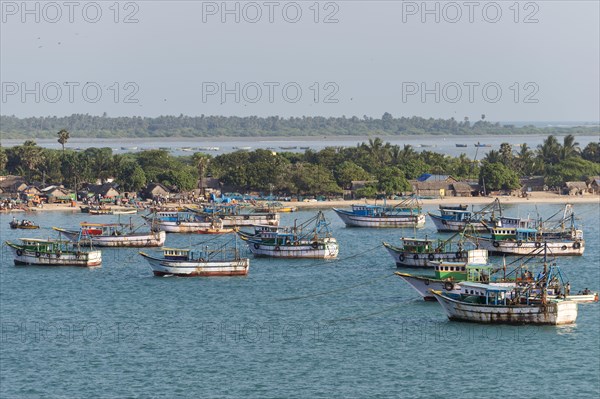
xmin=180 ymin=147 xmax=193 ymax=151
xmin=474 ymin=143 xmax=491 ymax=148
xmin=9 ymin=219 xmax=40 ymax=229
xmin=54 ymin=222 xmax=166 ymax=247
xmin=197 ymin=146 xmax=220 ymax=151
xmin=455 ymin=144 xmax=468 ymax=148
xmin=299 ymin=146 xmax=310 ymax=150
xmin=279 ymin=146 xmax=297 ymax=150
xmin=233 ymin=146 xmax=252 ymax=150
xmin=333 ymin=197 xmax=425 ymax=228
xmin=121 ymin=146 xmax=138 ymax=150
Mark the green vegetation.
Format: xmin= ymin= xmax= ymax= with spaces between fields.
xmin=1 ymin=114 xmax=598 ymax=139
xmin=1 ymin=134 xmax=598 ymax=195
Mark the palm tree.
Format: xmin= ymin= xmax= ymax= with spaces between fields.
xmin=57 ymin=129 xmax=70 ymax=155
xmin=193 ymin=153 xmax=211 ymax=197
xmin=560 ymin=134 xmax=580 ymax=160
xmin=537 ymin=135 xmax=561 ymax=166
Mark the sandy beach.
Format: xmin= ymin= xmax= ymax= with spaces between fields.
xmin=5 ymin=192 xmax=597 ymax=213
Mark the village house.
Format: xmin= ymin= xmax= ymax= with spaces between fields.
xmin=563 ymin=181 xmax=588 ymax=196
xmin=588 ymin=176 xmax=600 ymax=194
xmin=88 ymin=183 xmax=121 ymax=200
xmin=143 ymin=182 xmax=171 ymax=200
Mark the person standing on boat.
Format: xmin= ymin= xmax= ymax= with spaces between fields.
xmin=565 ymin=282 xmax=571 ymax=297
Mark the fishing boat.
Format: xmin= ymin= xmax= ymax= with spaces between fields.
xmin=111 ymin=208 xmax=138 ymax=215
xmin=139 ymin=241 xmax=249 ymax=277
xmin=53 ymin=222 xmax=166 ymax=247
xmin=473 ymin=212 xmax=584 ymax=256
xmin=80 ymin=205 xmax=112 ymax=215
xmin=428 ymin=200 xmax=502 ymax=233
xmin=474 ymin=143 xmax=492 ymax=148
xmin=252 ymin=201 xmax=297 ymax=213
xmin=186 ymin=204 xmax=280 ymax=227
xmin=383 ymin=235 xmax=474 ymax=268
xmin=430 ymin=246 xmax=582 ymax=325
xmin=196 ymin=218 xmax=236 ymax=234
xmin=237 ymin=211 xmax=339 ymax=259
xmin=455 ymin=144 xmax=468 ymax=148
xmin=430 ymin=284 xmax=577 ymax=325
xmin=395 ymin=249 xmax=494 ymax=300
xmin=5 ymin=238 xmax=102 ymax=267
xmin=279 ymin=146 xmax=297 ymax=150
xmin=142 ymin=211 xmax=214 ymax=233
xmin=333 ymin=197 xmax=425 ymax=228
xmin=9 ymin=218 xmax=40 ymax=229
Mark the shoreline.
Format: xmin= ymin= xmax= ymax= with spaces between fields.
xmin=3 ymin=193 xmax=598 ymax=213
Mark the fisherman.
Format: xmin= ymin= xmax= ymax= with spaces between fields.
xmin=565 ymin=282 xmax=571 ymax=297
xmin=582 ymin=288 xmax=590 ymax=295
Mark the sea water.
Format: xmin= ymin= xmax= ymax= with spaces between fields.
xmin=1 ymin=203 xmax=598 ymax=398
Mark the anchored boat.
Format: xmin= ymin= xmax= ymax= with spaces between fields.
xmin=238 ymin=211 xmax=339 ymax=259
xmin=383 ymin=234 xmax=476 ymax=268
xmin=333 ymin=197 xmax=425 ymax=228
xmin=395 ymin=249 xmax=493 ymax=300
xmin=186 ymin=204 xmax=280 ymax=227
xmin=5 ymin=238 xmax=101 ymax=267
xmin=428 ymin=199 xmax=502 ymax=233
xmin=53 ymin=222 xmax=166 ymax=247
xmin=139 ymin=240 xmax=249 ymax=277
xmin=143 ymin=211 xmax=214 ymax=233
xmin=473 ymin=213 xmax=584 ymax=256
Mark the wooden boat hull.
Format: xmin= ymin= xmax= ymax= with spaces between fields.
xmin=431 ymin=291 xmax=578 ymax=325
xmin=428 ymin=214 xmax=487 ymax=233
xmin=333 ymin=209 xmax=425 ymax=228
xmin=140 ymin=254 xmax=249 ymax=277
xmin=247 ymin=239 xmax=339 ymax=259
xmin=383 ymin=242 xmax=463 ymax=267
xmin=196 ymin=228 xmax=236 ymax=234
xmin=147 ymin=220 xmax=214 ymax=233
xmin=59 ymin=229 xmax=166 ymax=247
xmin=9 ymin=224 xmax=40 ymax=230
xmin=8 ymin=246 xmax=102 ymax=267
xmin=477 ymin=238 xmax=585 ymax=256
xmin=219 ymin=214 xmax=279 ymax=227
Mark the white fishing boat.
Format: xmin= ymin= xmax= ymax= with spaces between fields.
xmin=142 ymin=211 xmax=214 ymax=233
xmin=53 ymin=223 xmax=166 ymax=247
xmin=431 ymin=283 xmax=578 ymax=325
xmin=139 ymin=246 xmax=249 ymax=277
xmin=333 ymin=197 xmax=425 ymax=228
xmin=238 ymin=211 xmax=339 ymax=259
xmin=5 ymin=238 xmax=102 ymax=267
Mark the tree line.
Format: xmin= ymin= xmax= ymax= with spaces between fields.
xmin=0 ymin=135 xmax=598 ymax=196
xmin=1 ymin=113 xmax=598 ymax=139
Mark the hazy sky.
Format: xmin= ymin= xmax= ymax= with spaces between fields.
xmin=1 ymin=0 xmax=599 ymax=122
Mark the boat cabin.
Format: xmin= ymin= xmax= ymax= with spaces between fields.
xmin=439 ymin=208 xmax=474 ymax=221
xmin=19 ymin=238 xmax=70 ymax=253
xmin=400 ymin=237 xmax=451 ymax=253
xmin=459 ymin=282 xmax=511 ymax=305
xmin=491 ymin=227 xmax=538 ymax=241
xmin=163 ymin=248 xmax=191 ymax=260
xmin=81 ymin=223 xmax=125 ymax=236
